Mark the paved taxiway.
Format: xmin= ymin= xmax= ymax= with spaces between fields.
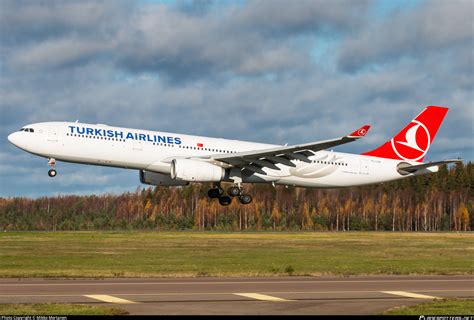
xmin=0 ymin=276 xmax=472 ymax=315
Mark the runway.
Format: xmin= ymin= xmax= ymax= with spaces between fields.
xmin=1 ymin=276 xmax=472 ymax=315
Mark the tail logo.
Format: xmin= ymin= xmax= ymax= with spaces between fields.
xmin=358 ymin=128 xmax=367 ymax=136
xmin=390 ymin=120 xmax=431 ymax=161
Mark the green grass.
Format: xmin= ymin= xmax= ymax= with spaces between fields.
xmin=382 ymin=299 xmax=474 ymax=315
xmin=0 ymin=303 xmax=128 ymax=315
xmin=0 ymin=231 xmax=472 ymax=277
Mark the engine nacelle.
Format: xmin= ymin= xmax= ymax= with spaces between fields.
xmin=170 ymin=159 xmax=225 ymax=182
xmin=139 ymin=170 xmax=189 ymax=186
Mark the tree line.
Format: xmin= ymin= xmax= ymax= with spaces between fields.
xmin=1 ymin=162 xmax=472 ymax=231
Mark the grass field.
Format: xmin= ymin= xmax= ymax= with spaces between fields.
xmin=382 ymin=299 xmax=474 ymax=315
xmin=0 ymin=303 xmax=128 ymax=315
xmin=0 ymin=231 xmax=472 ymax=277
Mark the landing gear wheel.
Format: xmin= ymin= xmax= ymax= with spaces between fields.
xmin=208 ymin=187 xmax=224 ymax=198
xmin=218 ymin=196 xmax=232 ymax=206
xmin=228 ymin=186 xmax=241 ymax=197
xmin=48 ymin=169 xmax=57 ymax=177
xmin=47 ymin=158 xmax=57 ymax=177
xmin=238 ymin=194 xmax=253 ymax=205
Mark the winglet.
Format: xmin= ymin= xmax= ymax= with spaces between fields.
xmin=347 ymin=125 xmax=371 ymax=138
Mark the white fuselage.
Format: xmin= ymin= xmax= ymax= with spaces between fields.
xmin=8 ymin=121 xmax=433 ymax=188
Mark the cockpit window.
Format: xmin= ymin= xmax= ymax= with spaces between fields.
xmin=29 ymin=128 xmax=34 ymax=132
xmin=19 ymin=128 xmax=25 ymax=131
xmin=19 ymin=128 xmax=34 ymax=132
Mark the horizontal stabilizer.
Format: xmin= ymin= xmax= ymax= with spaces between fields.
xmin=397 ymin=159 xmax=462 ymax=174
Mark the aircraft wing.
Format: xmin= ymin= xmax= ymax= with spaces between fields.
xmin=397 ymin=159 xmax=462 ymax=174
xmin=211 ymin=125 xmax=370 ymax=175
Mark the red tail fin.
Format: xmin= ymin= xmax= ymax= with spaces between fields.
xmin=362 ymin=106 xmax=448 ymax=162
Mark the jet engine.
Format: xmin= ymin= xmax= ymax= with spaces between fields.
xmin=139 ymin=170 xmax=189 ymax=186
xmin=170 ymin=159 xmax=225 ymax=182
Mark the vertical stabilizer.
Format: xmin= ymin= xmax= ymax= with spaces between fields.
xmin=362 ymin=106 xmax=448 ymax=162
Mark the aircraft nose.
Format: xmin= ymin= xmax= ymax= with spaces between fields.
xmin=8 ymin=132 xmax=19 ymax=146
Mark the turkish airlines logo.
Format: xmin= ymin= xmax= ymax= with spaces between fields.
xmin=390 ymin=120 xmax=431 ymax=161
xmin=358 ymin=128 xmax=367 ymax=136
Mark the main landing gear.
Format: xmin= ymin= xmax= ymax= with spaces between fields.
xmin=47 ymin=158 xmax=57 ymax=177
xmin=207 ymin=183 xmax=253 ymax=206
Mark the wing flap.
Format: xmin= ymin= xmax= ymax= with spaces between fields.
xmin=251 ymin=159 xmax=281 ymax=170
xmin=265 ymin=155 xmax=297 ymax=167
xmin=243 ymin=164 xmax=267 ymax=175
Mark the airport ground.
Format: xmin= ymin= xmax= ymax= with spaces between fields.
xmin=0 ymin=276 xmax=473 ymax=315
xmin=1 ymin=231 xmax=472 ymax=277
xmin=0 ymin=231 xmax=472 ymax=315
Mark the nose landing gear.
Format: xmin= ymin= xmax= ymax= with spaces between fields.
xmin=47 ymin=158 xmax=57 ymax=177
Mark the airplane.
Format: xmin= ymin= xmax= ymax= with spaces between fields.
xmin=8 ymin=106 xmax=460 ymax=206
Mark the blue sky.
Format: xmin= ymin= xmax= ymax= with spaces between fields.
xmin=1 ymin=0 xmax=472 ymax=197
